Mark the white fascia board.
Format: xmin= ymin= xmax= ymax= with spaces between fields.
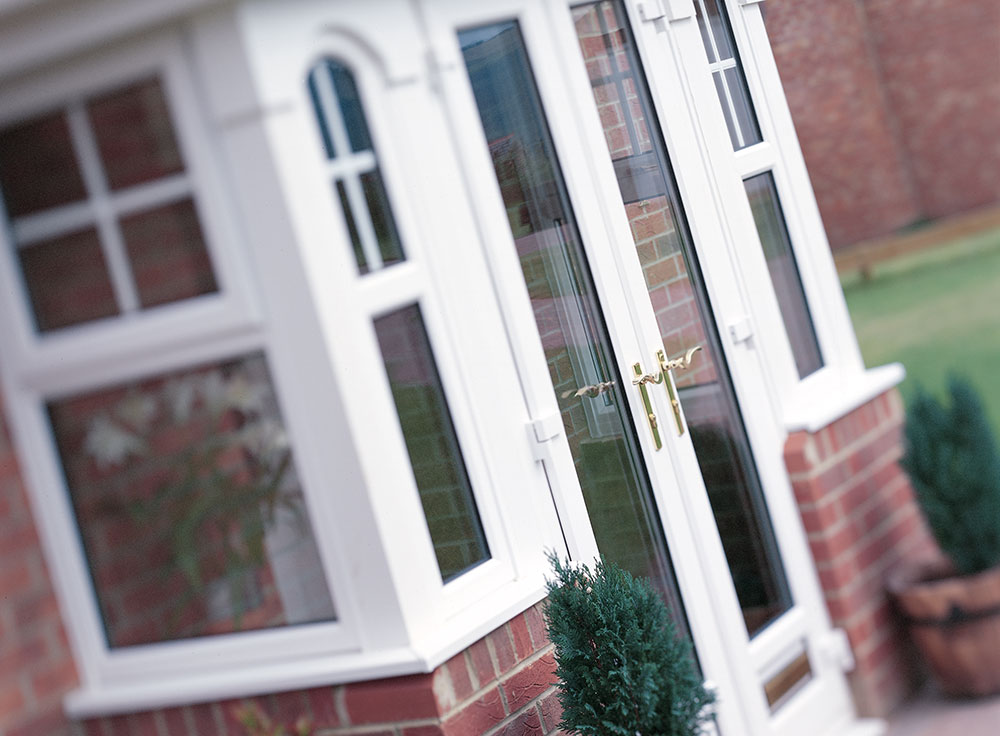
xmin=0 ymin=0 xmax=224 ymax=81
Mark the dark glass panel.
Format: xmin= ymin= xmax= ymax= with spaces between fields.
xmin=87 ymin=78 xmax=184 ymax=190
xmin=336 ymin=180 xmax=368 ymax=273
xmin=18 ymin=228 xmax=118 ymax=331
xmin=374 ymin=305 xmax=489 ymax=582
xmin=744 ymin=172 xmax=823 ymax=378
xmin=0 ymin=111 xmax=87 ymax=217
xmin=120 ymin=198 xmax=218 ymax=309
xmin=459 ymin=20 xmax=689 ymax=631
xmin=360 ymin=169 xmax=405 ymax=269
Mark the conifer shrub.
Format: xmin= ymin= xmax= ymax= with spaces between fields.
xmin=544 ymin=554 xmax=714 ymax=736
xmin=901 ymin=375 xmax=1000 ymax=575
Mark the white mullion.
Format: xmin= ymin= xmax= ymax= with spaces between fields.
xmin=313 ymin=63 xmax=384 ymax=271
xmin=66 ymin=103 xmax=140 ymax=314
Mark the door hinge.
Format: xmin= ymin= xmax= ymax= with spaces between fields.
xmin=637 ymin=0 xmax=695 ymax=22
xmin=817 ymin=628 xmax=856 ymax=673
xmin=728 ymin=315 xmax=754 ymax=344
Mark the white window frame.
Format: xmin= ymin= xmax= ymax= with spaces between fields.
xmin=0 ymin=4 xmax=570 ymax=716
xmin=662 ymin=0 xmax=903 ymax=432
xmin=0 ymin=32 xmax=374 ymax=714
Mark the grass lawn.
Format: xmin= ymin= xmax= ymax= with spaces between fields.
xmin=842 ymin=225 xmax=1000 ymax=434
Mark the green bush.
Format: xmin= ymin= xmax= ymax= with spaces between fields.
xmin=544 ymin=555 xmax=714 ymax=736
xmin=901 ymin=375 xmax=1000 ymax=575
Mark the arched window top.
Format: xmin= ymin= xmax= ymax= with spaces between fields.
xmin=308 ymin=58 xmax=405 ymax=274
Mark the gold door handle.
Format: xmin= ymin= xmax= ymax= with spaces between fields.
xmin=655 ymin=345 xmax=703 ymax=436
xmin=561 ymin=380 xmax=616 ymax=399
xmin=659 ymin=344 xmax=703 ymax=372
xmin=631 ymin=363 xmax=662 ymax=450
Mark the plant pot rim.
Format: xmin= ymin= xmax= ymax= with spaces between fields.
xmin=886 ymin=558 xmax=1000 ymax=595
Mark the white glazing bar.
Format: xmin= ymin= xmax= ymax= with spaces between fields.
xmin=12 ymin=201 xmax=96 ymax=247
xmin=313 ymin=63 xmax=384 ymax=271
xmin=12 ymin=173 xmax=193 ymax=248
xmin=67 ymin=103 xmax=140 ymax=314
xmin=109 ymin=173 xmax=192 ymax=218
xmin=715 ymin=68 xmax=747 ymax=148
xmin=325 ymin=151 xmax=377 ymax=181
xmin=707 ymin=58 xmax=738 ymax=74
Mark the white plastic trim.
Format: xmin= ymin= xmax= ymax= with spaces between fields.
xmin=64 ymin=646 xmax=425 ymax=718
xmin=783 ymin=363 xmax=905 ymax=434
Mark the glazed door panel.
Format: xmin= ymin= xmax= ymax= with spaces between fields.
xmin=418 ymin=1 xmax=859 ymax=734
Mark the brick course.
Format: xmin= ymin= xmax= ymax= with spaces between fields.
xmin=76 ymin=604 xmax=562 ymax=736
xmin=0 ymin=393 xmax=80 ymax=736
xmin=783 ymin=389 xmax=939 ymax=716
xmin=767 ymin=0 xmax=1000 ymax=248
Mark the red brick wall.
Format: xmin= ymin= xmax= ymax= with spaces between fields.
xmin=861 ymin=0 xmax=1000 ymax=221
xmin=783 ymin=389 xmax=938 ymax=717
xmin=765 ymin=0 xmax=919 ymax=249
xmin=79 ymin=603 xmax=560 ymax=736
xmin=766 ymin=0 xmax=1000 ymax=249
xmin=0 ymin=392 xmax=79 ymax=736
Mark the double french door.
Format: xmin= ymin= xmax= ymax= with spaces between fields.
xmin=419 ymin=1 xmax=860 ymax=734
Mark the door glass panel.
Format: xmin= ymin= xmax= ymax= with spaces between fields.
xmin=458 ymin=20 xmax=688 ymax=631
xmin=573 ymin=0 xmax=790 ymax=636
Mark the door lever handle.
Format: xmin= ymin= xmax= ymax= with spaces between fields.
xmin=656 ymin=345 xmax=703 ymax=437
xmin=631 ymin=363 xmax=662 ymax=450
xmin=660 ymin=344 xmax=703 ymax=372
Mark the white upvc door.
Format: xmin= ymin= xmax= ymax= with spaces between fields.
xmin=417 ymin=1 xmax=862 ymax=735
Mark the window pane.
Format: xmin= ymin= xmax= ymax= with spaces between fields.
xmin=0 ymin=111 xmax=87 ymax=217
xmin=48 ymin=354 xmax=336 ymax=648
xmin=360 ymin=170 xmax=404 ymax=269
xmin=87 ymin=78 xmax=184 ymax=191
xmin=18 ymin=228 xmax=118 ymax=331
xmin=336 ymin=180 xmax=367 ymax=272
xmin=120 ymin=198 xmax=218 ymax=308
xmin=744 ymin=173 xmax=823 ymax=378
xmin=308 ymin=60 xmax=405 ymax=274
xmin=460 ymin=19 xmax=691 ymax=633
xmin=374 ymin=305 xmax=488 ymax=582
xmin=694 ymin=0 xmax=762 ymax=150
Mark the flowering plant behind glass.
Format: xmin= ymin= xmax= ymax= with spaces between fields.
xmin=83 ymin=361 xmax=303 ymax=634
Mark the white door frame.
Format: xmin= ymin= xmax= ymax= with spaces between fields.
xmin=417 ymin=0 xmax=858 ymax=733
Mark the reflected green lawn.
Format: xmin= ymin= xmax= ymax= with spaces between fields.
xmin=842 ymin=226 xmax=1000 ymax=434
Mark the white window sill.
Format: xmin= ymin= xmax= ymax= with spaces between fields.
xmin=64 ymin=579 xmax=549 ymax=719
xmin=783 ymin=363 xmax=905 ymax=434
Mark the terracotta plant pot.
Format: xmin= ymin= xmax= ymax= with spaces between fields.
xmin=888 ymin=560 xmax=1000 ymax=696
